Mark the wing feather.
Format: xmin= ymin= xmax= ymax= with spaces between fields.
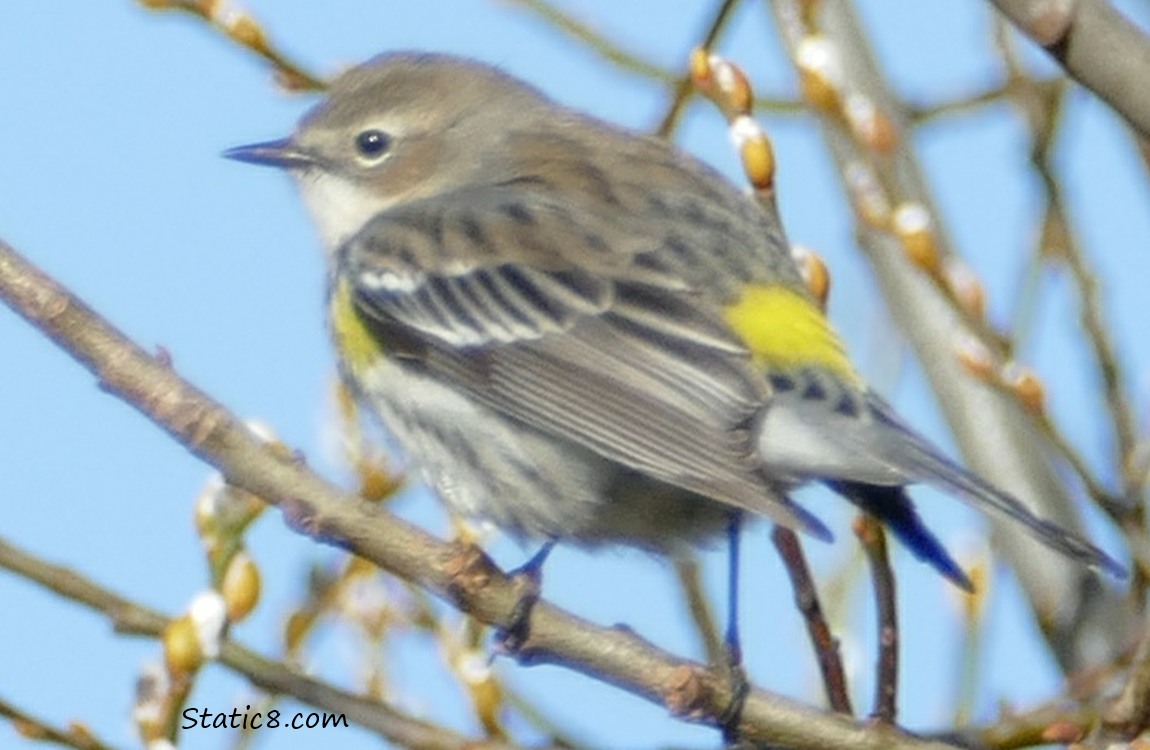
xmin=340 ymin=185 xmax=829 ymax=535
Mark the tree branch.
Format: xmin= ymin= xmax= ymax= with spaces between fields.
xmin=0 ymin=537 xmax=516 ymax=750
xmin=987 ymin=0 xmax=1150 ymax=140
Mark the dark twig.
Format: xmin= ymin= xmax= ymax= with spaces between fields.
xmin=853 ymin=516 xmax=898 ymax=724
xmin=771 ymin=527 xmax=854 ymax=715
xmin=0 ymin=695 xmax=117 ymax=750
xmin=655 ymin=0 xmax=745 ymax=137
xmin=691 ymin=52 xmax=853 ymax=715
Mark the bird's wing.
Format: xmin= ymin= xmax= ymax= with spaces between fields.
xmin=337 ymin=184 xmax=831 ymax=538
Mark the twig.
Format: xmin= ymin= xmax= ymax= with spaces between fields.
xmin=951 ymin=561 xmax=988 ymax=727
xmin=655 ymin=0 xmax=745 ymax=137
xmin=500 ymin=688 xmax=592 ymax=750
xmin=771 ymin=527 xmax=854 ymax=715
xmin=1059 ymin=230 xmax=1140 ymax=498
xmin=675 ymin=557 xmax=726 ymax=667
xmin=909 ymin=80 xmax=1018 ymax=123
xmin=137 ymin=0 xmax=326 ymax=90
xmin=506 ymin=0 xmax=799 ymax=121
xmin=0 ymin=536 xmax=508 ymax=750
xmin=939 ymin=702 xmax=1094 ymax=750
xmin=936 ymin=646 xmax=1139 ymax=749
xmin=853 ymin=516 xmax=898 ymax=723
xmin=0 ymin=696 xmax=116 ymax=750
xmin=993 ymin=37 xmax=1140 ymax=514
xmin=507 ymin=0 xmax=674 ymax=82
xmin=1101 ymin=624 xmax=1150 ymax=740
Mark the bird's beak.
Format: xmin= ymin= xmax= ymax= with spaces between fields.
xmin=223 ymin=137 xmax=314 ymax=170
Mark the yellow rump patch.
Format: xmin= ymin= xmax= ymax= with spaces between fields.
xmin=723 ymin=284 xmax=861 ymax=385
xmin=330 ymin=278 xmax=382 ymax=374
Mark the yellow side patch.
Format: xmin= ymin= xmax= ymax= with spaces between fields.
xmin=330 ymin=278 xmax=382 ymax=374
xmin=723 ymin=284 xmax=861 ymax=385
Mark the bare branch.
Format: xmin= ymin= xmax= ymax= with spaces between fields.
xmin=675 ymin=558 xmax=726 ymax=667
xmin=771 ymin=527 xmax=854 ymax=715
xmin=505 ymin=0 xmax=800 ymax=117
xmin=0 ymin=536 xmax=513 ymax=750
xmin=987 ymin=0 xmax=1150 ymax=139
xmin=1101 ymin=625 xmax=1150 ymax=741
xmin=655 ymin=0 xmax=746 ymax=136
xmin=137 ymin=0 xmax=326 ymax=90
xmin=0 ymin=695 xmax=117 ymax=750
xmin=854 ymin=516 xmax=898 ymax=724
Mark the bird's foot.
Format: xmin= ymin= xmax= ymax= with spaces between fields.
xmin=718 ymin=646 xmax=749 ymax=746
xmin=493 ymin=541 xmax=554 ymax=655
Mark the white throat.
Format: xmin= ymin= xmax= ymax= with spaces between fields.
xmin=296 ymin=172 xmax=388 ymax=254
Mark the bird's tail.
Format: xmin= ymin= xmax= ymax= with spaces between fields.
xmin=861 ymin=396 xmax=1126 ymax=579
xmin=828 ymin=480 xmax=973 ymax=591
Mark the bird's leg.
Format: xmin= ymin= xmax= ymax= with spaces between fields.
xmin=495 ymin=539 xmax=556 ymax=654
xmin=719 ymin=512 xmax=749 ymax=744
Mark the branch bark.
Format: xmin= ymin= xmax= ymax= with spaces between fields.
xmin=988 ymin=0 xmax=1150 ymax=140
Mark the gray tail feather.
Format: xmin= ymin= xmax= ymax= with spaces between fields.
xmin=866 ymin=396 xmax=1125 ymax=578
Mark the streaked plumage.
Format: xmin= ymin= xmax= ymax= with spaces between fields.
xmin=227 ymin=51 xmax=1122 ymax=590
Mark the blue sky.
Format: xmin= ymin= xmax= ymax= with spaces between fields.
xmin=2 ymin=2 xmax=1148 ymax=748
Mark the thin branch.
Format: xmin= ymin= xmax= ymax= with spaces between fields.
xmin=675 ymin=558 xmax=726 ymax=667
xmin=853 ymin=516 xmax=898 ymax=724
xmin=500 ymin=689 xmax=592 ymax=750
xmin=938 ymin=702 xmax=1095 ymax=750
xmin=951 ymin=562 xmax=988 ymax=727
xmin=908 ymin=80 xmax=1018 ymax=123
xmin=506 ymin=0 xmax=675 ymax=82
xmin=936 ymin=647 xmax=1138 ymax=749
xmin=0 ymin=237 xmax=964 ymax=750
xmin=1059 ymin=233 xmax=1140 ymax=498
xmin=1101 ymin=624 xmax=1150 ymax=740
xmin=0 ymin=537 xmax=512 ymax=750
xmin=655 ymin=0 xmax=745 ymax=137
xmin=137 ymin=0 xmax=326 ymax=90
xmin=771 ymin=527 xmax=854 ymax=715
xmin=505 ymin=0 xmax=799 ymax=121
xmin=0 ymin=696 xmax=117 ymax=750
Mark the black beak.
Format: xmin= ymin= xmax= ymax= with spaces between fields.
xmin=223 ymin=137 xmax=314 ymax=169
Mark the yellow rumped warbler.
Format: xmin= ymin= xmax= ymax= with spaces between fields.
xmin=225 ymin=52 xmax=1121 ymax=597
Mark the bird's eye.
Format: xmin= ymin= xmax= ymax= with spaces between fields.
xmin=355 ymin=129 xmax=391 ymax=160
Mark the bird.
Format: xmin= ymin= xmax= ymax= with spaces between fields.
xmin=224 ymin=49 xmax=1121 ymax=646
